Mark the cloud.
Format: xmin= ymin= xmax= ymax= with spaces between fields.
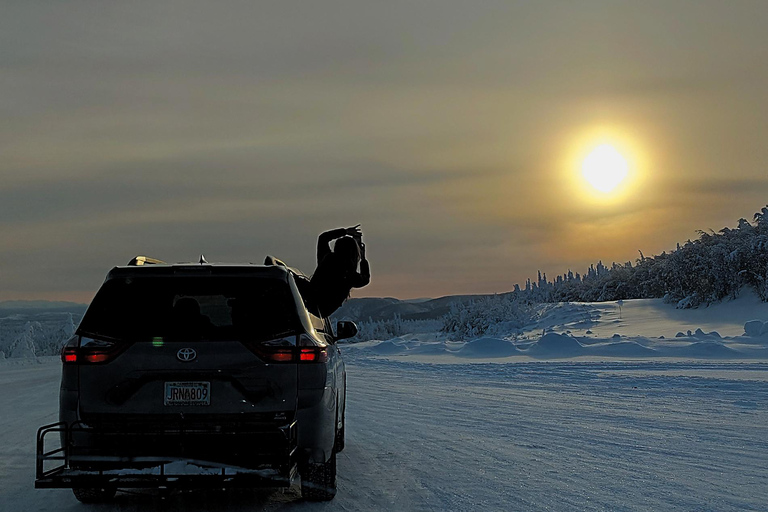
xmin=2 ymin=1 xmax=768 ymax=300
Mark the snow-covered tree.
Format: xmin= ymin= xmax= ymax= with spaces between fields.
xmin=509 ymin=205 xmax=768 ymax=307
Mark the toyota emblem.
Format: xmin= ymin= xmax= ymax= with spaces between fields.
xmin=177 ymin=348 xmax=197 ymax=362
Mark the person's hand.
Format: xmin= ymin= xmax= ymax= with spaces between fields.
xmin=345 ymin=224 xmax=362 ymax=238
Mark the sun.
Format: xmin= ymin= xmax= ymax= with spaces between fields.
xmin=561 ymin=125 xmax=646 ymax=205
xmin=581 ymin=144 xmax=629 ymax=193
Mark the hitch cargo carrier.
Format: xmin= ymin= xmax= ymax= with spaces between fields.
xmin=35 ymin=420 xmax=299 ymax=491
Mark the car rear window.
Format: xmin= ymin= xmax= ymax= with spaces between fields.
xmin=79 ymin=276 xmax=300 ymax=342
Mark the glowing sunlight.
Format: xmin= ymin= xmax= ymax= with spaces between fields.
xmin=581 ymin=144 xmax=628 ymax=193
xmin=561 ymin=126 xmax=647 ymax=208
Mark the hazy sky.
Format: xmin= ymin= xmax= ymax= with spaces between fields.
xmin=3 ymin=1 xmax=768 ymax=302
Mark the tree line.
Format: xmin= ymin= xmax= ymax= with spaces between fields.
xmin=511 ymin=205 xmax=768 ymax=308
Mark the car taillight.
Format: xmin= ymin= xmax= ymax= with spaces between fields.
xmin=61 ymin=336 xmax=79 ymax=364
xmin=267 ymin=348 xmax=295 ymax=363
xmin=62 ymin=349 xmax=78 ymax=363
xmin=299 ymin=347 xmax=328 ymax=363
xmin=243 ymin=336 xmax=328 ymax=364
xmin=298 ymin=333 xmax=328 ymax=363
xmin=61 ymin=336 xmax=128 ymax=365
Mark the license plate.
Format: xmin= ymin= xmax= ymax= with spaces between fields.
xmin=164 ymin=382 xmax=210 ymax=406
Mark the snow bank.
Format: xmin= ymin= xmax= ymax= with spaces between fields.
xmin=590 ymin=341 xmax=657 ymax=357
xmin=408 ymin=342 xmax=452 ymax=356
xmin=526 ymin=333 xmax=584 ymax=357
xmin=745 ymin=320 xmax=768 ymax=337
xmin=675 ymin=341 xmax=740 ymax=358
xmin=693 ymin=328 xmax=722 ymax=339
xmin=369 ymin=341 xmax=408 ymax=355
xmin=346 ymin=294 xmax=768 ymax=363
xmin=455 ymin=337 xmax=518 ymax=358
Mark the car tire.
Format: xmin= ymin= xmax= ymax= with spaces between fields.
xmin=300 ymin=451 xmax=337 ymax=501
xmin=72 ymin=487 xmax=117 ymax=503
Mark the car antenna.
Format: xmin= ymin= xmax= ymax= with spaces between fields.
xmin=199 ymin=254 xmax=208 ymax=265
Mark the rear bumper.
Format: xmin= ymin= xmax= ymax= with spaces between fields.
xmin=35 ymin=464 xmax=299 ymax=490
xmin=36 ymin=421 xmax=298 ymax=489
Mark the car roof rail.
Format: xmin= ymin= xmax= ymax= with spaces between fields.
xmin=264 ymin=255 xmax=309 ymax=279
xmin=127 ymin=255 xmax=166 ymax=266
xmin=264 ymin=255 xmax=287 ymax=267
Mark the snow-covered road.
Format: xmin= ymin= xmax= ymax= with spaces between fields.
xmin=2 ymin=356 xmax=767 ymax=511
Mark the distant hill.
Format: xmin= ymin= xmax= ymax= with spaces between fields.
xmin=0 ymin=300 xmax=88 ymax=311
xmin=333 ymin=293 xmax=512 ymax=323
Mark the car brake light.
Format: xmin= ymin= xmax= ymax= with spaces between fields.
xmin=61 ymin=336 xmax=79 ymax=364
xmin=299 ymin=347 xmax=328 ymax=362
xmin=61 ymin=336 xmax=128 ymax=365
xmin=243 ymin=337 xmax=328 ymax=363
xmin=62 ymin=349 xmax=78 ymax=363
xmin=84 ymin=353 xmax=112 ymax=363
xmin=297 ymin=334 xmax=328 ymax=363
xmin=269 ymin=349 xmax=294 ymax=363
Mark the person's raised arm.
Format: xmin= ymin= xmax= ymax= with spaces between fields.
xmin=351 ymin=242 xmax=370 ymax=288
xmin=316 ymin=225 xmax=361 ymax=264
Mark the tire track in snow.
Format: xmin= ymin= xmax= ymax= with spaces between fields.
xmin=1 ymin=359 xmax=767 ymax=511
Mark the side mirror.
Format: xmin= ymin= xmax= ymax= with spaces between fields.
xmin=335 ymin=321 xmax=358 ymax=341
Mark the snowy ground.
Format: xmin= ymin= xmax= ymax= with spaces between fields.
xmin=2 ymin=297 xmax=768 ymax=511
xmin=353 ymin=295 xmax=768 ymax=363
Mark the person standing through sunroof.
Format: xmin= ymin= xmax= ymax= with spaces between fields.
xmin=309 ymin=225 xmax=370 ymax=317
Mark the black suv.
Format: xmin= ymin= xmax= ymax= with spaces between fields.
xmin=36 ymin=258 xmax=355 ymax=502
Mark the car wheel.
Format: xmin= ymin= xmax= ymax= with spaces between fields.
xmin=300 ymin=451 xmax=337 ymax=501
xmin=72 ymin=487 xmax=117 ymax=503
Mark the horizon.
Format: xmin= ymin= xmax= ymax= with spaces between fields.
xmin=3 ymin=203 xmax=766 ymax=305
xmin=3 ymin=2 xmax=768 ymax=302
